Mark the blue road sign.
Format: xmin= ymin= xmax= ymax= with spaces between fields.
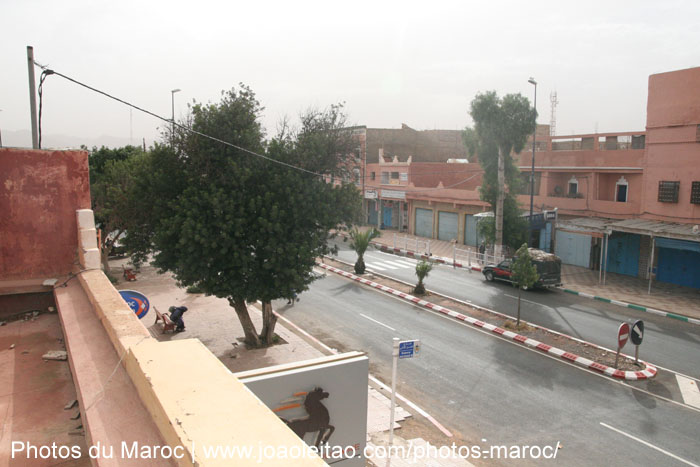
xmin=399 ymin=340 xmax=420 ymax=359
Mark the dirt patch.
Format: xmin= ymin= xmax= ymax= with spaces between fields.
xmin=323 ymin=258 xmax=646 ymax=373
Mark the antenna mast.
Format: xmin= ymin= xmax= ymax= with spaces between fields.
xmin=549 ymin=91 xmax=559 ymax=136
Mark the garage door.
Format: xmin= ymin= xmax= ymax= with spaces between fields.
xmin=606 ymin=233 xmax=640 ymax=276
xmin=655 ymin=238 xmax=700 ymax=289
xmin=437 ymin=211 xmax=459 ymax=241
xmin=555 ymin=231 xmax=591 ymax=268
xmin=657 ymin=248 xmax=700 ymax=289
xmin=415 ymin=208 xmax=433 ymax=238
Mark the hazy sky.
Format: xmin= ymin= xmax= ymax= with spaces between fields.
xmin=2 ymin=0 xmax=699 ymax=148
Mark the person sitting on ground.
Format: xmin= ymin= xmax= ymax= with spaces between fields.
xmin=168 ymin=306 xmax=188 ymax=332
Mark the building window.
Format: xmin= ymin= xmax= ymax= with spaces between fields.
xmin=568 ymin=176 xmax=578 ymax=196
xmin=658 ymin=181 xmax=680 ymax=203
xmin=691 ymin=181 xmax=700 ymax=204
xmin=400 ymin=172 xmax=408 ymax=182
xmin=371 ymin=172 xmax=376 ymax=181
xmin=381 ymin=172 xmax=389 ymax=184
xmin=353 ymin=168 xmax=360 ymax=184
xmin=391 ymin=172 xmax=399 ymax=180
xmin=615 ymin=176 xmax=628 ymax=203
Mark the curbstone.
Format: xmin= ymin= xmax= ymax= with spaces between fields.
xmin=557 ymin=287 xmax=700 ymax=326
xmin=319 ymin=263 xmax=658 ymax=381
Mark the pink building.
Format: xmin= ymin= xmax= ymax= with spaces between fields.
xmin=359 ymin=66 xmax=700 ymax=289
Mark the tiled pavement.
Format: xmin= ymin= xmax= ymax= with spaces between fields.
xmin=350 ymin=228 xmax=700 ymax=322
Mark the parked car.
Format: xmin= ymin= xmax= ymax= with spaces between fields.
xmin=482 ymin=248 xmax=562 ymax=288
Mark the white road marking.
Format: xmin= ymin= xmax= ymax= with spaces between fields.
xmin=382 ymin=260 xmax=414 ymax=268
xmin=676 ymin=375 xmax=700 ymax=409
xmin=366 ymin=263 xmax=388 ymax=271
xmin=600 ymin=422 xmax=700 ymax=467
xmin=369 ymin=261 xmax=399 ymax=270
xmin=360 ymin=313 xmax=397 ymax=331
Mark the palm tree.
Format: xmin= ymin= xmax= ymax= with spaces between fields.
xmin=414 ymin=260 xmax=433 ymax=295
xmin=349 ymin=227 xmax=380 ymax=274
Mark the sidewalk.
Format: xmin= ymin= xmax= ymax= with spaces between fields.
xmin=348 ymin=227 xmax=700 ymax=322
xmin=110 ymin=258 xmax=471 ymax=466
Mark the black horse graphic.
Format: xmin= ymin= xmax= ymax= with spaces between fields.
xmin=281 ymin=387 xmax=335 ymax=448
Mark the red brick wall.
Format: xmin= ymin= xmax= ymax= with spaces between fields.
xmin=0 ymin=148 xmax=90 ymax=281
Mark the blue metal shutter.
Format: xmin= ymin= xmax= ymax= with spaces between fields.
xmin=657 ymin=248 xmax=700 ymax=288
xmin=465 ymin=215 xmax=476 ymax=246
xmin=555 ymin=231 xmax=592 ymax=268
xmin=606 ymin=233 xmax=640 ymax=276
xmin=437 ymin=211 xmax=459 ymax=241
xmin=415 ymin=208 xmax=433 ymax=238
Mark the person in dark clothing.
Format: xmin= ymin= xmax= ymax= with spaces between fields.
xmin=168 ymin=306 xmax=188 ymax=332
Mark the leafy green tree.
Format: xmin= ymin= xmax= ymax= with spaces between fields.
xmin=511 ymin=243 xmax=539 ymax=327
xmin=414 ymin=260 xmax=433 ymax=295
xmin=349 ymin=227 xmax=380 ymax=274
xmin=464 ymin=92 xmax=536 ymax=253
xmin=129 ymin=86 xmax=360 ymax=348
xmin=88 ymin=145 xmax=146 ymax=275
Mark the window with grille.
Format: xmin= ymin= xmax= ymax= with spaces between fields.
xmin=691 ymin=181 xmax=700 ymax=204
xmin=658 ymin=181 xmax=679 ymax=203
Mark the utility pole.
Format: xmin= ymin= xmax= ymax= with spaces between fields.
xmin=171 ymin=88 xmax=181 ymax=146
xmin=27 ymin=46 xmax=39 ymax=149
xmin=528 ymin=78 xmax=537 ymax=246
xmin=495 ymin=146 xmax=505 ymax=257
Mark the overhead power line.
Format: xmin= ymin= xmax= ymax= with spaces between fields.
xmin=33 ymin=62 xmax=483 ymax=192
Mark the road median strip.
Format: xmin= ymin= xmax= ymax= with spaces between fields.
xmin=319 ymin=262 xmax=658 ymax=381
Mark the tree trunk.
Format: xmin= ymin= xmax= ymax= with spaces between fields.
xmin=101 ymin=247 xmax=112 ymax=276
xmin=259 ymin=300 xmax=277 ymax=346
xmin=355 ymin=255 xmax=365 ymax=274
xmin=495 ymin=148 xmax=505 ymax=257
xmin=516 ymin=287 xmax=521 ymax=327
xmin=229 ymin=298 xmax=262 ymax=348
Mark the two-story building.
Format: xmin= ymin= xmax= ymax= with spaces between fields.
xmin=357 ymin=66 xmax=700 ymax=290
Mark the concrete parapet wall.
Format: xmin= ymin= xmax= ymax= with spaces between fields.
xmin=124 ymin=339 xmax=327 ymax=466
xmin=76 ymin=268 xmax=324 ymax=466
xmin=77 ymin=269 xmax=152 ymax=357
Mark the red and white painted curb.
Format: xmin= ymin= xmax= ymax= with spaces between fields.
xmin=319 ymin=263 xmax=658 ymax=381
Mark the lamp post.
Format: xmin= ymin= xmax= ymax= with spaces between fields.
xmin=171 ymin=88 xmax=181 ymax=144
xmin=527 ymin=77 xmax=537 ymax=245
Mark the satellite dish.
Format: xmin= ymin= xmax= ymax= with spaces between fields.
xmin=693 ymin=225 xmax=699 ymax=234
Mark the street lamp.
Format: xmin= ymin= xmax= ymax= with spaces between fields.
xmin=171 ymin=88 xmax=181 ymax=144
xmin=527 ymin=77 xmax=537 ymax=245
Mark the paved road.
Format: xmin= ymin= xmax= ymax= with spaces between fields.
xmin=329 ymin=240 xmax=700 ymax=380
xmin=276 ymin=271 xmax=700 ymax=467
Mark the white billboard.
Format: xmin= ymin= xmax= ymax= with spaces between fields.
xmin=236 ymin=352 xmax=368 ymax=466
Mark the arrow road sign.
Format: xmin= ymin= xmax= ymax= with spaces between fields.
xmin=630 ymin=320 xmax=644 ymax=346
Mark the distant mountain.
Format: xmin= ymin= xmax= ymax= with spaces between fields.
xmin=1 ymin=129 xmax=152 ymax=150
